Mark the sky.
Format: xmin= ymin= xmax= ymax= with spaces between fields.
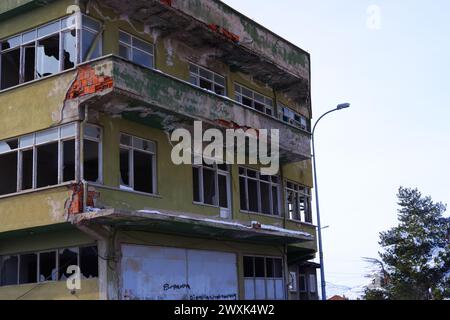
xmin=222 ymin=0 xmax=450 ymax=294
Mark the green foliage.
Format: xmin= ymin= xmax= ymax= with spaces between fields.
xmin=364 ymin=187 xmax=450 ymax=300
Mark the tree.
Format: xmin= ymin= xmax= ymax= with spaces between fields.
xmin=364 ymin=187 xmax=450 ymax=300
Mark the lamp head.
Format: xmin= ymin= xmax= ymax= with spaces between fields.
xmin=336 ymin=103 xmax=351 ymax=110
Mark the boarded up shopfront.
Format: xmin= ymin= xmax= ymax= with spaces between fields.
xmin=121 ymin=245 xmax=238 ymax=300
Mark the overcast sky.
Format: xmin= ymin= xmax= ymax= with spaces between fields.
xmin=222 ymin=0 xmax=450 ymax=293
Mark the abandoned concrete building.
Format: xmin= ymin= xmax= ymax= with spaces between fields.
xmin=0 ymin=0 xmax=319 ymax=300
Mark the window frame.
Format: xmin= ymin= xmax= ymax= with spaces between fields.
xmin=82 ymin=123 xmax=103 ymax=184
xmin=278 ymin=104 xmax=310 ymax=132
xmin=234 ymin=83 xmax=274 ymax=116
xmin=0 ymin=123 xmax=78 ymax=196
xmin=239 ymin=167 xmax=281 ymax=216
xmin=192 ymin=161 xmax=231 ymax=209
xmin=243 ymin=255 xmax=285 ymax=300
xmin=118 ymin=30 xmax=154 ymax=69
xmin=188 ymin=62 xmax=227 ymax=96
xmin=119 ymin=133 xmax=157 ymax=195
xmin=0 ymin=245 xmax=98 ymax=287
xmin=285 ymin=180 xmax=313 ymax=223
xmin=0 ymin=14 xmax=102 ymax=91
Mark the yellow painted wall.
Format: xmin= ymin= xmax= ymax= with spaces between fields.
xmin=0 ymin=279 xmax=99 ymax=300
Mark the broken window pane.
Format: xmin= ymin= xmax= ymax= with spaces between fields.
xmin=0 ymin=255 xmax=18 ymax=286
xmin=63 ymin=139 xmax=75 ymax=182
xmin=58 ymin=247 xmax=78 ymax=280
xmin=202 ymin=168 xmax=216 ymax=205
xmin=62 ymin=29 xmax=77 ymax=70
xmin=84 ymin=140 xmax=99 ymax=182
xmin=133 ymin=150 xmax=153 ymax=194
xmin=21 ymin=149 xmax=33 ymax=190
xmin=1 ymin=48 xmax=20 ymax=89
xmin=80 ymin=246 xmax=98 ymax=278
xmin=19 ymin=253 xmax=37 ymax=284
xmin=36 ymin=142 xmax=58 ymax=188
xmin=38 ymin=251 xmax=57 ymax=282
xmin=36 ymin=35 xmax=60 ymax=78
xmin=0 ymin=152 xmax=17 ymax=195
xmin=24 ymin=45 xmax=36 ymax=82
xmin=119 ymin=148 xmax=130 ymax=187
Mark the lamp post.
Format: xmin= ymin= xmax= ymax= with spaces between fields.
xmin=312 ymin=103 xmax=350 ymax=300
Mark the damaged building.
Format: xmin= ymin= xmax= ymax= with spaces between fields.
xmin=0 ymin=0 xmax=319 ymax=300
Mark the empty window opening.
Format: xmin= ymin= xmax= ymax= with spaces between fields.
xmin=21 ymin=149 xmax=33 ymax=190
xmin=193 ymin=162 xmax=230 ymax=208
xmin=58 ymin=248 xmax=78 ymax=280
xmin=189 ymin=63 xmax=226 ymax=96
xmin=239 ymin=167 xmax=280 ymax=216
xmin=0 ymin=255 xmax=18 ymax=286
xmin=243 ymin=256 xmax=284 ymax=300
xmin=120 ymin=134 xmax=156 ymax=194
xmin=0 ymin=48 xmax=20 ymax=89
xmin=63 ymin=139 xmax=75 ymax=182
xmin=83 ymin=124 xmax=101 ymax=183
xmin=24 ymin=45 xmax=36 ymax=82
xmin=0 ymin=152 xmax=17 ymax=195
xmin=39 ymin=251 xmax=57 ymax=282
xmin=235 ymin=84 xmax=273 ymax=116
xmin=118 ymin=30 xmax=154 ymax=69
xmin=36 ymin=142 xmax=58 ymax=188
xmin=19 ymin=253 xmax=37 ymax=284
xmin=80 ymin=246 xmax=99 ymax=279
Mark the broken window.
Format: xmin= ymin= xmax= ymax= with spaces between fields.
xmin=58 ymin=247 xmax=78 ymax=280
xmin=79 ymin=246 xmax=98 ymax=279
xmin=119 ymin=30 xmax=154 ymax=69
xmin=83 ymin=124 xmax=101 ymax=183
xmin=278 ymin=104 xmax=310 ymax=131
xmin=0 ymin=14 xmax=101 ymax=90
xmin=0 ymin=124 xmax=77 ymax=196
xmin=39 ymin=251 xmax=57 ymax=282
xmin=286 ymin=181 xmax=312 ymax=223
xmin=239 ymin=167 xmax=280 ymax=215
xmin=189 ymin=63 xmax=226 ymax=96
xmin=0 ymin=245 xmax=98 ymax=287
xmin=120 ymin=134 xmax=156 ymax=194
xmin=19 ymin=253 xmax=37 ymax=284
xmin=235 ymin=84 xmax=273 ymax=116
xmin=243 ymin=256 xmax=284 ymax=300
xmin=36 ymin=34 xmax=60 ymax=78
xmin=192 ymin=162 xmax=230 ymax=208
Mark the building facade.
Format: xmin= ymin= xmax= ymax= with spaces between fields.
xmin=0 ymin=0 xmax=318 ymax=300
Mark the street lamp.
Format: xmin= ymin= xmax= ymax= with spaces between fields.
xmin=312 ymin=102 xmax=350 ymax=300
